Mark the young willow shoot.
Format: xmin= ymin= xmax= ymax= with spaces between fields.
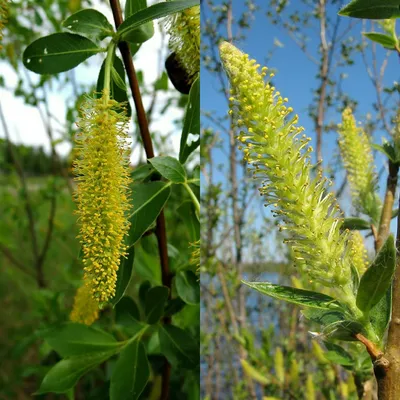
xmin=338 ymin=107 xmax=380 ymax=223
xmin=219 ymin=41 xmax=396 ymax=347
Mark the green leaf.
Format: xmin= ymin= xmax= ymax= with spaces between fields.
xmin=363 ymin=32 xmax=398 ymax=49
xmin=128 ymin=182 xmax=171 ymax=245
xmin=323 ymin=342 xmax=354 ymax=367
xmin=117 ymin=0 xmax=198 ymax=41
xmin=96 ymin=55 xmax=131 ymax=117
xmin=112 ymin=246 xmax=135 ymax=306
xmin=36 ymin=350 xmax=116 ymax=394
xmin=23 ymin=33 xmax=102 ymax=74
xmin=139 ymin=280 xmax=152 ymax=309
xmin=322 ymin=320 xmax=365 ymax=341
xmin=123 ymin=0 xmax=154 ymax=45
xmin=110 ymin=340 xmax=150 ymax=400
xmin=370 ymin=285 xmax=392 ymax=339
xmin=131 ymin=163 xmax=156 ymax=182
xmin=116 ymin=296 xmax=141 ymax=322
xmin=339 ymin=0 xmax=400 ymax=19
xmin=62 ymin=9 xmax=114 ymax=41
xmin=125 ymin=0 xmax=147 ymax=16
xmin=341 ymin=217 xmax=371 ymax=231
xmin=179 ymin=77 xmax=200 ymax=164
xmin=112 ymin=67 xmax=127 ymax=90
xmin=243 ymin=281 xmax=343 ymax=310
xmin=149 ymin=156 xmax=187 ymax=183
xmin=115 ymin=297 xmax=145 ymax=336
xmin=44 ymin=323 xmax=121 ymax=357
xmin=175 ymin=271 xmax=199 ymax=305
xmin=356 ymin=235 xmax=396 ymax=313
xmin=177 ymin=201 xmax=200 ymax=242
xmin=145 ymin=286 xmax=169 ymax=324
xmin=372 ymin=142 xmax=397 ymax=162
xmin=125 ymin=0 xmax=149 ymax=55
xmin=301 ymin=309 xmax=347 ymax=326
xmin=159 ymin=325 xmax=199 ymax=369
xmin=164 ymin=298 xmax=186 ymax=317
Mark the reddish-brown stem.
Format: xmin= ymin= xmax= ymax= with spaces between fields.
xmin=108 ymin=1 xmax=171 ymax=397
xmin=355 ymin=333 xmax=383 ymax=361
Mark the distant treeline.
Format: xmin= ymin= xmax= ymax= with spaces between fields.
xmin=0 ymin=138 xmax=70 ymax=176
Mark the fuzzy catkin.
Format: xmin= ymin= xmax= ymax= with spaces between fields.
xmin=167 ymin=4 xmax=200 ymax=84
xmin=349 ymin=231 xmax=369 ymax=275
xmin=338 ymin=108 xmax=379 ymax=221
xmin=70 ymin=285 xmax=100 ymax=326
xmin=219 ymin=42 xmax=353 ymax=288
xmin=74 ymin=91 xmax=131 ymax=304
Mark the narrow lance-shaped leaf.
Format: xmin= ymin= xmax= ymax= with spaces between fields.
xmin=363 ymin=32 xmax=398 ymax=49
xmin=111 ymin=245 xmax=135 ymax=306
xmin=356 ymin=234 xmax=396 ymax=313
xmin=339 ymin=0 xmax=400 ymax=19
xmin=341 ymin=217 xmax=371 ymax=231
xmin=179 ymin=77 xmax=200 ymax=164
xmin=243 ymin=281 xmax=344 ymax=311
xmin=23 ymin=33 xmax=102 ymax=74
xmin=323 ymin=342 xmax=354 ymax=367
xmin=96 ymin=55 xmax=131 ymax=117
xmin=117 ymin=0 xmax=199 ymax=40
xmin=128 ymin=181 xmax=171 ymax=245
xmin=369 ymin=285 xmax=392 ymax=340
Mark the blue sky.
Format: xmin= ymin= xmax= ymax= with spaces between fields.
xmin=201 ymin=0 xmax=400 ymax=256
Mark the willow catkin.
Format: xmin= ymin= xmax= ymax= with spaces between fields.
xmin=219 ymin=42 xmax=353 ymax=288
xmin=70 ymin=284 xmax=100 ymax=326
xmin=349 ymin=231 xmax=369 ymax=275
xmin=167 ymin=4 xmax=200 ymax=84
xmin=338 ymin=108 xmax=379 ymax=221
xmin=74 ymin=91 xmax=131 ymax=304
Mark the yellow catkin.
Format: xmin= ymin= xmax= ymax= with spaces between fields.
xmin=0 ymin=0 xmax=8 ymax=49
xmin=274 ymin=347 xmax=284 ymax=384
xmin=312 ymin=341 xmax=328 ymax=364
xmin=70 ymin=285 xmax=100 ymax=325
xmin=349 ymin=231 xmax=369 ymax=275
xmin=338 ymin=108 xmax=380 ymax=221
xmin=219 ymin=42 xmax=353 ymax=288
xmin=289 ymin=358 xmax=299 ymax=386
xmin=306 ymin=375 xmax=315 ymax=400
xmin=74 ymin=91 xmax=131 ymax=304
xmin=167 ymin=5 xmax=200 ymax=84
